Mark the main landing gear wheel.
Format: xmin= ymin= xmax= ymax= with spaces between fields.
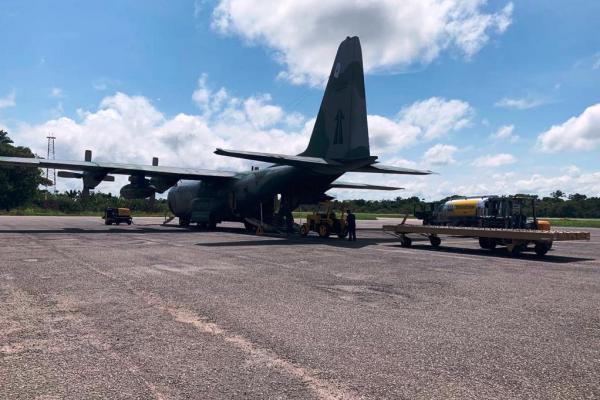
xmin=179 ymin=216 xmax=190 ymax=227
xmin=429 ymin=235 xmax=441 ymax=248
xmin=400 ymin=236 xmax=412 ymax=247
xmin=318 ymin=224 xmax=330 ymax=238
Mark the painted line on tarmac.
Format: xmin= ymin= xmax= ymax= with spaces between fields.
xmin=149 ymin=298 xmax=358 ymax=400
xmin=80 ymin=263 xmax=358 ymax=400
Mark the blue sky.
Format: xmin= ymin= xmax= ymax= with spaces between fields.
xmin=1 ymin=0 xmax=599 ymax=199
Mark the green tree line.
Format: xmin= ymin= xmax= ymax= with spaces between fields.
xmin=323 ymin=192 xmax=600 ymax=218
xmin=1 ymin=130 xmax=600 ymax=218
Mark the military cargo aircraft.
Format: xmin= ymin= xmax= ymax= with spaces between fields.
xmin=0 ymin=36 xmax=431 ymax=229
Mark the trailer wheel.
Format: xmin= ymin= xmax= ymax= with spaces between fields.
xmin=508 ymin=244 xmax=524 ymax=257
xmin=534 ymin=242 xmax=550 ymax=256
xmin=400 ymin=236 xmax=412 ymax=247
xmin=479 ymin=237 xmax=496 ymax=250
xmin=429 ymin=236 xmax=441 ymax=248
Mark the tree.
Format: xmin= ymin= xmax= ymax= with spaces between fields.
xmin=0 ymin=130 xmax=45 ymax=211
xmin=550 ymin=190 xmax=565 ymax=200
xmin=568 ymin=193 xmax=587 ymax=201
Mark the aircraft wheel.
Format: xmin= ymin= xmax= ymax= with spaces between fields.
xmin=429 ymin=235 xmax=441 ymax=248
xmin=179 ymin=217 xmax=190 ymax=227
xmin=300 ymin=224 xmax=309 ymax=236
xmin=318 ymin=224 xmax=330 ymax=238
xmin=400 ymin=236 xmax=412 ymax=247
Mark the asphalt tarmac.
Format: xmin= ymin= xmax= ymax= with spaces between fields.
xmin=1 ymin=216 xmax=599 ymax=399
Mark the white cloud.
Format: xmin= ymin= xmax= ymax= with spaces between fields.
xmin=212 ymin=0 xmax=513 ymax=85
xmin=537 ymin=103 xmax=600 ymax=152
xmin=399 ymin=97 xmax=472 ymax=140
xmin=367 ymin=115 xmax=421 ymax=154
xmin=50 ymin=87 xmax=64 ymax=98
xmin=494 ymin=97 xmax=545 ymax=110
xmin=367 ymin=97 xmax=472 ymax=154
xmin=471 ymin=153 xmax=516 ymax=167
xmin=593 ymin=53 xmax=600 ymax=70
xmin=422 ymin=144 xmax=458 ymax=165
xmin=562 ymin=165 xmax=581 ymax=177
xmin=13 ymin=79 xmax=313 ymax=194
xmin=490 ymin=124 xmax=519 ymax=142
xmin=0 ymin=90 xmax=16 ymax=109
xmin=512 ymin=172 xmax=600 ymax=197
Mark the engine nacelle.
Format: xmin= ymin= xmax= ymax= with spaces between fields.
xmin=167 ymin=181 xmax=200 ymax=216
xmin=120 ymin=182 xmax=156 ymax=199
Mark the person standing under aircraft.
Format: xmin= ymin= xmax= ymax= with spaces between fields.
xmin=346 ymin=210 xmax=356 ymax=241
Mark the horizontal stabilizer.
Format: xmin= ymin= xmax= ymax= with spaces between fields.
xmin=330 ymin=181 xmax=402 ymax=191
xmin=353 ymin=163 xmax=433 ymax=175
xmin=214 ymin=148 xmax=340 ymax=167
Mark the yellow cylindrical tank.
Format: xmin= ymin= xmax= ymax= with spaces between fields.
xmin=440 ymin=198 xmax=486 ymax=218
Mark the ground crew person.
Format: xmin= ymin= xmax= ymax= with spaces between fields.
xmin=346 ymin=209 xmax=356 ymax=241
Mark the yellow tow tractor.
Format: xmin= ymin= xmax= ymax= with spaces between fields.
xmin=103 ymin=207 xmax=132 ymax=225
xmin=300 ymin=202 xmax=348 ymax=238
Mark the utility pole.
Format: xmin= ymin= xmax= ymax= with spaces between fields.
xmin=46 ymin=134 xmax=56 ymax=194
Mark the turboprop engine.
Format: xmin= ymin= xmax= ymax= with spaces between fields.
xmin=120 ymin=175 xmax=156 ymax=199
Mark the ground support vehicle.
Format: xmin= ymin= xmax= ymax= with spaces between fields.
xmin=382 ymin=224 xmax=590 ymax=256
xmin=103 ymin=207 xmax=132 ymax=225
xmin=299 ymin=203 xmax=348 ymax=238
xmin=243 ymin=217 xmax=300 ymax=235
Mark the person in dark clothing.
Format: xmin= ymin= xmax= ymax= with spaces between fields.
xmin=346 ymin=209 xmax=356 ymax=241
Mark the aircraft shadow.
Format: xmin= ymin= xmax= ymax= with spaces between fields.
xmin=0 ymin=226 xmax=189 ymax=234
xmin=389 ymin=243 xmax=594 ymax=264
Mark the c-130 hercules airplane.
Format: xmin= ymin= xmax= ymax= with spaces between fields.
xmin=0 ymin=36 xmax=431 ymax=228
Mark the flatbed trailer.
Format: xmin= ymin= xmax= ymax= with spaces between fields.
xmin=382 ymin=224 xmax=590 ymax=256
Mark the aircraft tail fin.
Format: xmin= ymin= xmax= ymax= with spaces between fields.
xmin=300 ymin=36 xmax=370 ymax=161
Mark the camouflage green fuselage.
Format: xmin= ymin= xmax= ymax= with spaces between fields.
xmin=167 ymin=165 xmax=340 ymax=224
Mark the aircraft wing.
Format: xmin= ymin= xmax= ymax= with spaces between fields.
xmin=353 ymin=163 xmax=433 ymax=175
xmin=0 ymin=156 xmax=238 ymax=180
xmin=329 ymin=181 xmax=402 ymax=191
